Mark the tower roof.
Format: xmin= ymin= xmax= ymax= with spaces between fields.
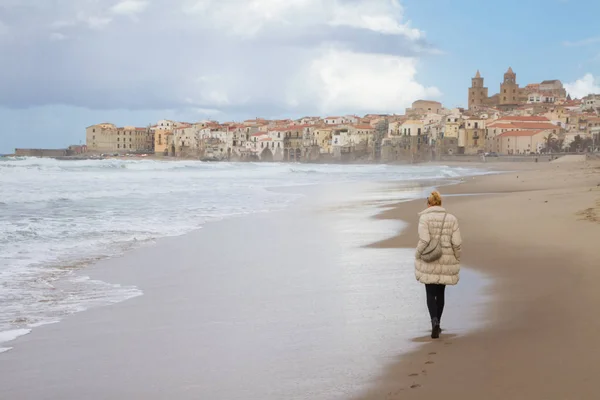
xmin=506 ymin=67 xmax=514 ymax=74
xmin=475 ymin=70 xmax=481 ymax=78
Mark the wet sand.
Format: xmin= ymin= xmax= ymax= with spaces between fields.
xmin=357 ymin=160 xmax=600 ymax=399
xmin=0 ymin=181 xmax=488 ymax=399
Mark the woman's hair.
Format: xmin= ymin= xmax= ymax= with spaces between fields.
xmin=427 ymin=191 xmax=442 ymax=207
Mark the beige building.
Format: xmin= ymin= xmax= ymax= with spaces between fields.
xmin=443 ymin=115 xmax=461 ymax=139
xmin=400 ymin=120 xmax=425 ymax=136
xmin=495 ymin=129 xmax=552 ymax=155
xmin=154 ymin=127 xmax=174 ymax=156
xmin=461 ymin=118 xmax=487 ymax=154
xmin=406 ymin=100 xmax=443 ymax=115
xmin=313 ymin=127 xmax=333 ymax=154
xmin=86 ymin=123 xmax=153 ymax=153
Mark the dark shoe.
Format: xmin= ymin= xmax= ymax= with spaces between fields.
xmin=431 ymin=318 xmax=441 ymax=339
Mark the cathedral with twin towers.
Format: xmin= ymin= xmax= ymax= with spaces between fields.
xmin=468 ymin=67 xmax=567 ymax=111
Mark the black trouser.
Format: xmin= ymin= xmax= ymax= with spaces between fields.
xmin=425 ymin=284 xmax=446 ymax=322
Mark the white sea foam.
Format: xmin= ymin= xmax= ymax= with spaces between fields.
xmin=0 ymin=157 xmax=487 ymax=347
xmin=0 ymin=328 xmax=32 ymax=352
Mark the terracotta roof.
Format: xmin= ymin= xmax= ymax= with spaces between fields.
xmin=497 ymin=116 xmax=550 ymax=122
xmin=497 ymin=130 xmax=548 ymax=138
xmin=353 ymin=125 xmax=375 ymax=130
xmin=488 ymin=123 xmax=520 ymax=129
xmin=511 ymin=123 xmax=557 ymax=130
xmin=489 ymin=122 xmax=558 ymax=130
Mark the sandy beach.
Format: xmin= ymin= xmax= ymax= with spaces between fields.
xmin=357 ymin=159 xmax=600 ymax=399
xmin=1 ymin=160 xmax=599 ymax=399
xmin=0 ymin=177 xmax=488 ymax=400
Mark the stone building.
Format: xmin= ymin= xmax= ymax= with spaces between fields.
xmin=539 ymin=80 xmax=567 ymax=98
xmin=154 ymin=128 xmax=173 ymax=156
xmin=86 ymin=123 xmax=153 ymax=154
xmin=468 ymin=70 xmax=489 ymax=110
xmin=500 ymin=67 xmax=520 ymax=107
xmin=468 ymin=69 xmax=567 ymax=111
xmin=406 ymin=100 xmax=443 ymax=115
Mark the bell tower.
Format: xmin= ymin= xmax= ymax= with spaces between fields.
xmin=468 ymin=70 xmax=488 ymax=110
xmin=500 ymin=67 xmax=519 ymax=105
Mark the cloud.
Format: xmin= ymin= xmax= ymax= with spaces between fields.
xmin=565 ymin=74 xmax=600 ymax=98
xmin=562 ymin=37 xmax=600 ymax=47
xmin=182 ymin=0 xmax=424 ymax=39
xmin=0 ymin=0 xmax=439 ymax=118
xmin=85 ymin=16 xmax=113 ymax=29
xmin=0 ymin=20 xmax=8 ymax=36
xmin=49 ymin=32 xmax=67 ymax=41
xmin=289 ymin=48 xmax=440 ymax=114
xmin=328 ymin=0 xmax=421 ymax=39
xmin=110 ymin=1 xmax=149 ymax=16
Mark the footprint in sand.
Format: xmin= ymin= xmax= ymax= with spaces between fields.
xmin=410 ymin=384 xmax=421 ymax=389
xmin=428 ymin=352 xmax=437 ymax=355
xmin=444 ymin=342 xmax=452 ymax=345
xmin=425 ymin=361 xmax=434 ymax=365
xmin=408 ymin=373 xmax=419 ymax=377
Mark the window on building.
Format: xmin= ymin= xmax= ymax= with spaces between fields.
xmin=504 ymin=89 xmax=507 ymax=93
xmin=93 ymin=135 xmax=95 ymax=139
xmin=117 ymin=138 xmax=120 ymax=142
xmin=117 ymin=144 xmax=120 ymax=148
xmin=93 ymin=129 xmax=96 ymax=133
xmin=504 ymin=97 xmax=507 ymax=101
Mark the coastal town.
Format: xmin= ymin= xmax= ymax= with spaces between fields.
xmin=15 ymin=68 xmax=600 ymax=162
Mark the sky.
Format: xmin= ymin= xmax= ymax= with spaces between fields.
xmin=1 ymin=0 xmax=600 ymax=153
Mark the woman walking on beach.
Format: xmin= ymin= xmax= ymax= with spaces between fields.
xmin=415 ymin=191 xmax=462 ymax=339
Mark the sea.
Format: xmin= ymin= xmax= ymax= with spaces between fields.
xmin=0 ymin=157 xmax=486 ymax=353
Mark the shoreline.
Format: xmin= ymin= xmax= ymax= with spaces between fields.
xmin=2 ymin=160 xmax=598 ymax=398
xmin=0 ymin=161 xmax=487 ymax=355
xmin=356 ymin=160 xmax=600 ymax=399
xmin=0 ymin=174 xmax=491 ymax=399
